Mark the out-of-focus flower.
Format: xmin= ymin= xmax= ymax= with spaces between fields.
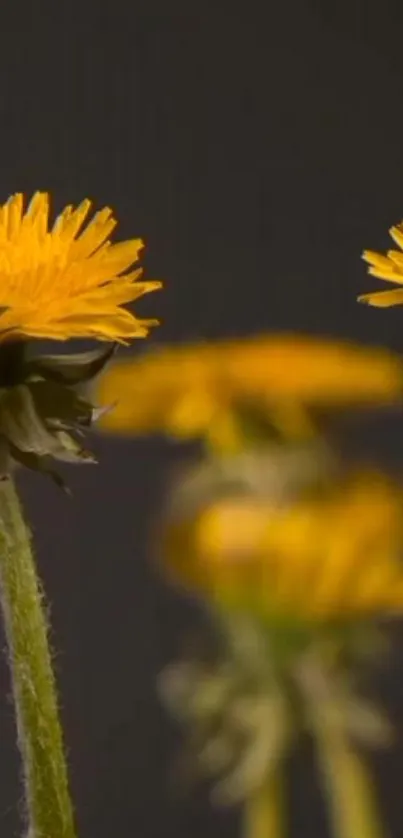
xmin=160 ymin=629 xmax=293 ymax=806
xmin=359 ymin=221 xmax=403 ymax=308
xmin=158 ymin=436 xmax=397 ymax=837
xmin=161 ymin=616 xmax=391 ymax=819
xmin=157 ymin=426 xmax=397 ymax=838
xmin=96 ymin=335 xmax=403 ymax=447
xmin=161 ymin=457 xmax=398 ymax=836
xmin=0 ymin=192 xmax=161 ymax=343
xmin=164 ymin=466 xmax=403 ymax=622
xmin=0 ymin=192 xmax=161 ymax=484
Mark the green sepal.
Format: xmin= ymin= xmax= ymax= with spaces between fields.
xmin=0 ymin=340 xmax=116 ymax=488
xmin=50 ymin=430 xmax=97 ymax=464
xmin=25 ymin=343 xmax=117 ymax=385
xmin=8 ymin=448 xmax=73 ymax=495
xmin=28 ymin=380 xmax=95 ymax=428
xmin=0 ymin=385 xmax=66 ymax=458
xmin=0 ymin=385 xmax=98 ymax=469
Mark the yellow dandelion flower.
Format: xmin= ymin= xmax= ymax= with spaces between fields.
xmin=359 ymin=220 xmax=403 ymax=307
xmin=164 ymin=471 xmax=403 ymax=622
xmin=96 ymin=335 xmax=403 ymax=443
xmin=0 ymin=192 xmax=161 ymax=342
xmin=0 ymin=191 xmax=162 ymax=484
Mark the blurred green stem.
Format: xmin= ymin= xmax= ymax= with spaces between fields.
xmin=244 ymin=772 xmax=283 ymax=838
xmin=316 ymin=719 xmax=385 ymax=838
xmin=0 ymin=479 xmax=76 ymax=838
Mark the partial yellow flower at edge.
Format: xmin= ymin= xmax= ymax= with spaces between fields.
xmin=96 ymin=335 xmax=403 ymax=439
xmin=0 ymin=192 xmax=161 ymax=343
xmin=359 ymin=220 xmax=403 ymax=307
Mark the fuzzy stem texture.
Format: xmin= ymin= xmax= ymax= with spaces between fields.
xmin=0 ymin=478 xmax=76 ymax=838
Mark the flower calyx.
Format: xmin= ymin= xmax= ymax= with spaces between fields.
xmin=0 ymin=341 xmax=116 ymax=491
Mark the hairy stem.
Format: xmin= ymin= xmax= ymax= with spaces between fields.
xmin=0 ymin=478 xmax=76 ymax=838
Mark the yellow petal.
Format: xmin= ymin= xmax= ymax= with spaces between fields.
xmin=367 ymin=266 xmax=403 ymax=282
xmin=0 ymin=192 xmax=160 ymax=343
xmin=361 ymin=249 xmax=403 ymax=282
xmin=82 ymin=239 xmax=144 ymax=285
xmin=53 ymin=199 xmax=92 ymax=239
xmin=358 ymin=289 xmax=403 ymax=307
xmin=362 ymin=250 xmax=392 ymax=270
xmin=386 ymin=248 xmax=403 ymax=269
xmin=24 ymin=192 xmax=49 ymax=231
xmin=7 ymin=193 xmax=24 ymax=239
xmin=80 ymin=277 xmax=161 ymax=306
xmin=70 ymin=208 xmax=117 ymax=260
xmin=389 ymin=223 xmax=403 ymax=250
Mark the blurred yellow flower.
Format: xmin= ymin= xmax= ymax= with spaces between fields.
xmin=359 ymin=221 xmax=403 ymax=307
xmin=164 ymin=471 xmax=403 ymax=622
xmin=0 ymin=192 xmax=161 ymax=342
xmin=96 ymin=335 xmax=403 ymax=444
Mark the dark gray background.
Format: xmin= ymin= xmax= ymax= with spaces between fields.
xmin=1 ymin=1 xmax=403 ymax=836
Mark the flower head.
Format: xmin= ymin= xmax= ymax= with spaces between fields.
xmin=164 ymin=466 xmax=403 ymax=623
xmin=0 ymin=192 xmax=161 ymax=343
xmin=359 ymin=221 xmax=403 ymax=307
xmin=96 ymin=335 xmax=403 ymax=445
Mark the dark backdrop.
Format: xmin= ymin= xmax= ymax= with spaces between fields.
xmin=1 ymin=2 xmax=403 ymax=836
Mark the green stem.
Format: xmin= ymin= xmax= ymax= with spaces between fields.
xmin=315 ymin=720 xmax=385 ymax=838
xmin=244 ymin=772 xmax=283 ymax=838
xmin=0 ymin=478 xmax=76 ymax=838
